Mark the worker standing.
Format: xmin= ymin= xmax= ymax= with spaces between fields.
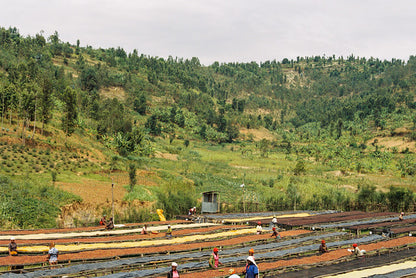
xmin=167 ymin=262 xmax=180 ymax=278
xmin=271 ymin=215 xmax=278 ymax=228
xmin=209 ymin=247 xmax=222 ymax=268
xmin=166 ymin=225 xmax=173 ymax=238
xmin=245 ymin=256 xmax=259 ymax=278
xmin=47 ymin=242 xmax=59 ymax=268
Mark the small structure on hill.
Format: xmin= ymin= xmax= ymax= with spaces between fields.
xmin=202 ymin=191 xmax=220 ymax=213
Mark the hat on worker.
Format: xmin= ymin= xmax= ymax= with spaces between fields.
xmin=257 ymin=221 xmax=261 ymax=225
xmin=172 ymin=262 xmax=178 ymax=267
xmin=249 ymin=248 xmax=254 ymax=253
xmin=321 ymin=240 xmax=325 ymax=244
xmin=353 ymin=243 xmax=358 ymax=248
xmin=229 ymin=269 xmax=236 ymax=274
xmin=213 ymin=247 xmax=218 ymax=252
xmin=272 ymin=227 xmax=276 ymax=231
xmin=247 ymin=256 xmax=257 ymax=265
xmin=10 ymin=237 xmax=15 ymax=241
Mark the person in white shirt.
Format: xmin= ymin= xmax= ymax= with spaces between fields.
xmin=256 ymin=222 xmax=263 ymax=234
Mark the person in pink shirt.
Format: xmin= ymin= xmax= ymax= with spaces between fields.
xmin=209 ymin=247 xmax=222 ymax=268
xmin=167 ymin=262 xmax=180 ymax=278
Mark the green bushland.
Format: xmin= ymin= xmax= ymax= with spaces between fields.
xmin=1 ymin=27 xmax=416 ymax=228
xmin=0 ymin=175 xmax=81 ymax=229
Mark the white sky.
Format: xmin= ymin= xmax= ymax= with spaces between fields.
xmin=1 ymin=0 xmax=415 ymax=65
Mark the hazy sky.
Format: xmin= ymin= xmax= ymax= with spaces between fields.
xmin=1 ymin=0 xmax=415 ymax=65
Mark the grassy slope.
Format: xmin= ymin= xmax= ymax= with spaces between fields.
xmin=2 ymin=52 xmax=416 ymax=228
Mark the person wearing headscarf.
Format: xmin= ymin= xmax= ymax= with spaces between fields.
xmin=228 ymin=268 xmax=240 ymax=278
xmin=319 ymin=240 xmax=328 ymax=253
xmin=271 ymin=227 xmax=281 ymax=239
xmin=100 ymin=215 xmax=106 ymax=225
xmin=167 ymin=262 xmax=180 ymax=278
xmin=8 ymin=237 xmax=17 ymax=256
xmin=256 ymin=222 xmax=262 ymax=234
xmin=245 ymin=256 xmax=259 ymax=278
xmin=209 ymin=247 xmax=222 ymax=268
xmin=271 ymin=215 xmax=278 ymax=228
xmin=243 ymin=248 xmax=256 ymax=275
xmin=349 ymin=243 xmax=366 ymax=256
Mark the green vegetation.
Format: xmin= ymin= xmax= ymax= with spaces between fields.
xmin=1 ymin=26 xmax=416 ymax=228
xmin=0 ymin=175 xmax=80 ymax=229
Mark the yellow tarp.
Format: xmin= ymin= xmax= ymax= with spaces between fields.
xmin=0 ymin=228 xmax=256 ymax=253
xmin=156 ymin=209 xmax=166 ymax=221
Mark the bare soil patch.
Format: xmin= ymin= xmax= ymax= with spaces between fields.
xmin=154 ymin=151 xmax=178 ymax=161
xmin=100 ymin=86 xmax=127 ymax=102
xmin=239 ymin=127 xmax=275 ymax=141
xmin=57 ymin=178 xmax=126 ymax=205
xmin=368 ymin=136 xmax=415 ymax=152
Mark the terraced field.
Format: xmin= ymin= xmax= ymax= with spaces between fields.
xmin=1 ymin=211 xmax=416 ymax=277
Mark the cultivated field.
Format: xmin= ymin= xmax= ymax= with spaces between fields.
xmin=1 ymin=211 xmax=416 ymax=277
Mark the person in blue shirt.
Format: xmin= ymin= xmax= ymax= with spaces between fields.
xmin=245 ymin=256 xmax=259 ymax=278
xmin=47 ymin=242 xmax=59 ymax=269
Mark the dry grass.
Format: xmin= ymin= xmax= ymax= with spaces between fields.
xmin=239 ymin=127 xmax=276 ymax=141
xmin=99 ymin=86 xmax=127 ymax=102
xmin=368 ymin=136 xmax=415 ymax=152
xmin=58 ymin=178 xmax=126 ymax=205
xmin=154 ymin=151 xmax=178 ymax=161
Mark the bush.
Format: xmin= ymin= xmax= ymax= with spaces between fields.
xmin=0 ymin=176 xmax=80 ymax=229
xmin=156 ymin=181 xmax=195 ymax=218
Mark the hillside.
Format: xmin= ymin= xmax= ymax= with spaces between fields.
xmin=1 ymin=27 xmax=416 ymax=229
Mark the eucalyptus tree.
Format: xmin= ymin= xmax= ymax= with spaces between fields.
xmin=62 ymin=86 xmax=78 ymax=138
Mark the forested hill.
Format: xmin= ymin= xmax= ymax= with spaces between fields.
xmin=2 ymin=27 xmax=416 ymax=229
xmin=1 ymin=27 xmax=416 ymax=146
